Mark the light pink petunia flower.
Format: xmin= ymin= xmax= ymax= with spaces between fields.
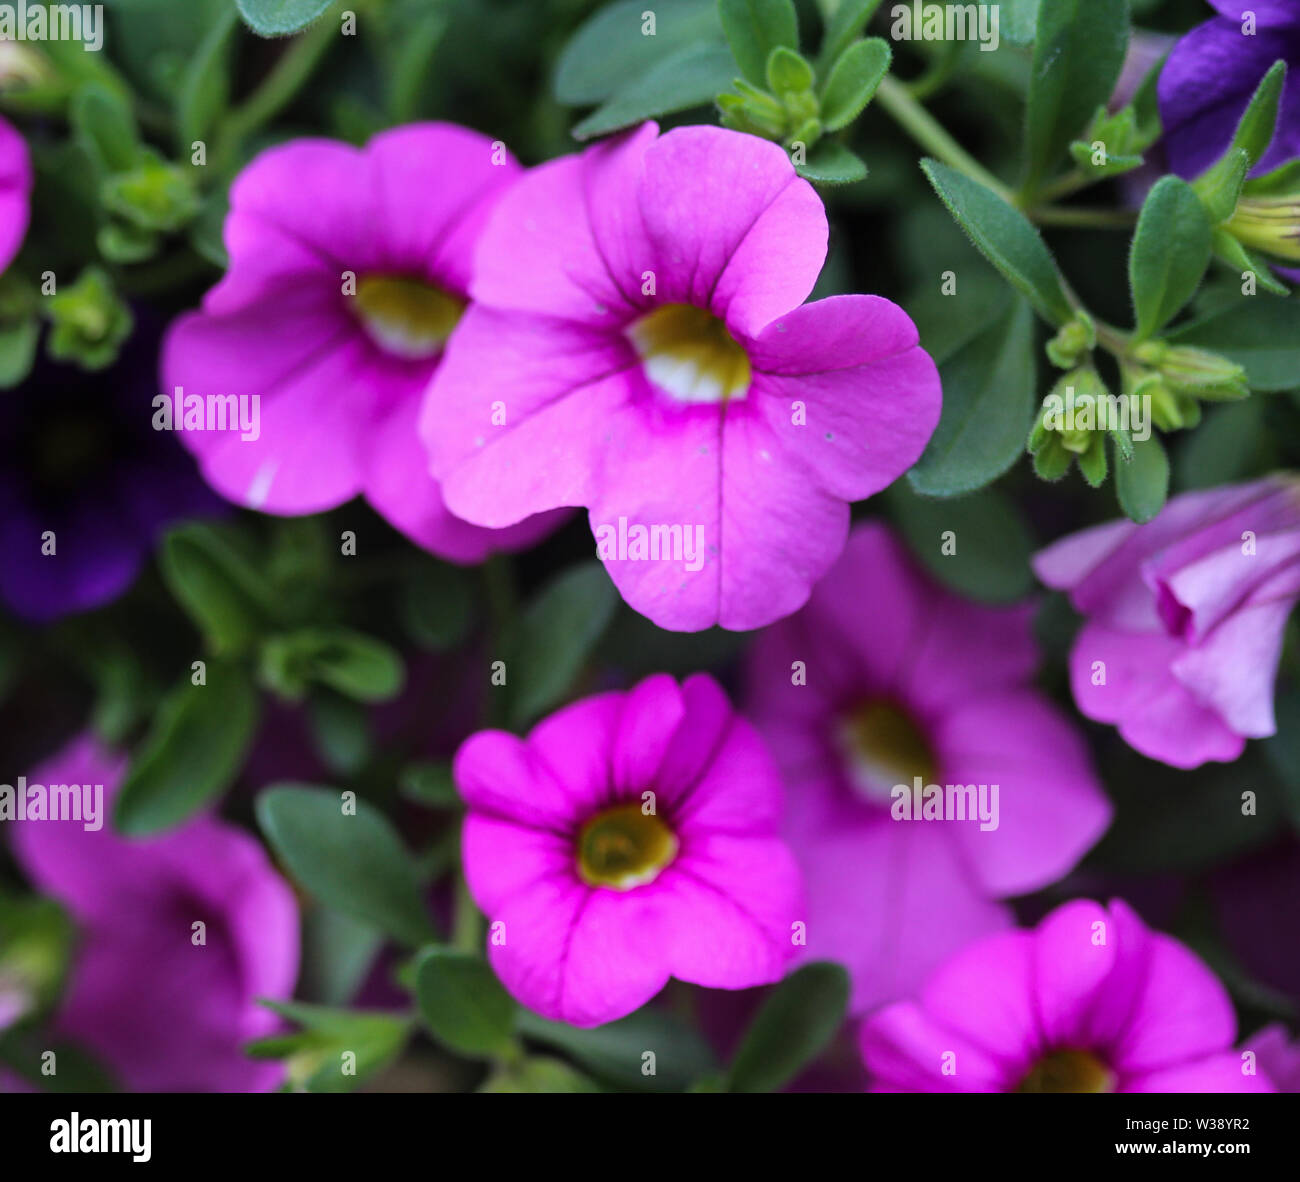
xmin=162 ymin=122 xmax=562 ymax=562
xmin=422 ymin=122 xmax=942 ymax=631
xmin=7 ymin=735 xmax=299 ymax=1092
xmin=860 ymin=898 xmax=1274 ymax=1093
xmin=1033 ymin=475 xmax=1300 ymax=769
xmin=0 ymin=114 xmax=31 ymax=271
xmin=455 ymin=673 xmax=804 ymax=1027
xmin=745 ymin=521 xmax=1111 ymax=1014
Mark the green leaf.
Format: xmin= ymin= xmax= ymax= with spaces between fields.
xmin=177 ymin=5 xmax=238 ymax=149
xmin=816 ymin=0 xmax=886 ymax=73
xmin=1244 ymin=158 xmax=1300 ymax=198
xmin=571 ymin=43 xmax=736 ymax=140
xmin=306 ymin=690 xmax=371 ymax=776
xmin=1209 ymin=228 xmax=1289 ymax=296
xmin=1194 ymin=147 xmax=1251 ymax=225
xmin=161 ymin=523 xmax=278 ymax=654
xmin=1129 ymin=176 xmax=1213 ymax=340
xmin=414 ymin=948 xmax=517 ymax=1059
xmin=886 ymin=482 xmax=1037 ymax=603
xmin=400 ymin=561 xmax=475 ymax=652
xmin=554 ymin=0 xmax=723 ymax=106
xmin=1115 ymin=433 xmax=1169 ymax=524
xmin=1264 ymin=687 xmax=1300 ymax=832
xmin=726 ymin=963 xmax=849 ymax=1093
xmin=1092 ymin=744 xmax=1286 ymax=873
xmin=70 ymin=82 xmax=139 ymax=173
xmin=235 ymin=0 xmax=334 ymax=38
xmin=1224 ymin=59 xmax=1287 ymax=173
xmin=253 ymin=1001 xmax=410 ymax=1093
xmin=1169 ymin=296 xmax=1300 ymax=392
xmin=1173 ymin=399 xmax=1264 ymax=492
xmin=261 ymin=627 xmax=405 ymax=703
xmin=115 ymin=662 xmax=260 ymax=836
xmin=256 ymin=784 xmax=436 ymax=947
xmin=0 ymin=318 xmax=39 ymax=388
xmin=719 ymin=0 xmax=799 ymax=87
xmin=1000 ymin=0 xmax=1042 ymax=46
xmin=909 ymin=297 xmax=1035 ymax=496
xmin=920 ymin=159 xmax=1074 ymax=327
xmin=398 ymin=760 xmax=462 ymax=809
xmin=505 ymin=562 xmax=617 ymax=728
xmin=1023 ymin=0 xmax=1129 ymax=196
xmin=795 ymin=140 xmax=867 ymax=184
xmin=819 ymin=37 xmax=890 ymax=131
xmin=516 ymin=1005 xmax=719 ymax=1092
xmin=478 ymin=1056 xmax=603 ymax=1093
xmin=765 ymin=45 xmax=813 ymax=96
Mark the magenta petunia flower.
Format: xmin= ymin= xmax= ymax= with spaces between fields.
xmin=422 ymin=123 xmax=942 ymax=631
xmin=745 ymin=522 xmax=1111 ymax=1014
xmin=6 ymin=735 xmax=299 ymax=1091
xmin=860 ymin=898 xmax=1273 ymax=1093
xmin=1247 ymin=1024 xmax=1300 ymax=1091
xmin=162 ymin=122 xmax=561 ymax=562
xmin=0 ymin=114 xmax=30 ymax=270
xmin=1034 ymin=476 xmax=1300 ymax=769
xmin=455 ymin=672 xmax=804 ymax=1026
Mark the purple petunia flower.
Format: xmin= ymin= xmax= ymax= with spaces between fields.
xmin=422 ymin=123 xmax=942 ymax=631
xmin=1158 ymin=0 xmax=1300 ymax=179
xmin=746 ymin=522 xmax=1111 ymax=1014
xmin=1033 ymin=475 xmax=1300 ymax=769
xmin=0 ymin=318 xmax=225 ymax=622
xmin=0 ymin=113 xmax=31 ymax=271
xmin=860 ymin=898 xmax=1273 ymax=1093
xmin=454 ymin=673 xmax=804 ymax=1027
xmin=6 ymin=735 xmax=299 ymax=1091
xmin=162 ymin=123 xmax=563 ymax=562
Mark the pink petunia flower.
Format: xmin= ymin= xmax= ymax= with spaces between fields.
xmin=421 ymin=122 xmax=942 ymax=631
xmin=860 ymin=898 xmax=1273 ymax=1093
xmin=1246 ymin=1024 xmax=1300 ymax=1092
xmin=1033 ymin=475 xmax=1300 ymax=769
xmin=6 ymin=735 xmax=299 ymax=1092
xmin=454 ymin=672 xmax=804 ymax=1026
xmin=746 ymin=521 xmax=1111 ymax=1014
xmin=162 ymin=123 xmax=562 ymax=562
xmin=0 ymin=114 xmax=30 ymax=271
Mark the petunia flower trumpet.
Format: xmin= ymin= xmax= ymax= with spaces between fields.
xmin=454 ymin=673 xmax=804 ymax=1027
xmin=1034 ymin=475 xmax=1300 ymax=768
xmin=422 ymin=122 xmax=941 ymax=631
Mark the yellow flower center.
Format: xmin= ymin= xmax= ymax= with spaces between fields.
xmin=627 ymin=303 xmax=751 ymax=403
xmin=836 ymin=700 xmax=937 ymax=804
xmin=1017 ymin=1050 xmax=1115 ymax=1093
xmin=354 ymin=275 xmax=465 ymax=359
xmin=577 ymin=803 xmax=679 ymax=890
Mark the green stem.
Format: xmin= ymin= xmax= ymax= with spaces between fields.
xmin=1032 ymin=206 xmax=1137 ymax=230
xmin=482 ymin=555 xmax=516 ymax=729
xmin=875 ymin=74 xmax=1016 ymax=204
xmin=1034 ymin=169 xmax=1097 ymax=205
xmin=452 ymin=872 xmax=484 ymax=954
xmin=216 ymin=10 xmax=352 ymax=168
